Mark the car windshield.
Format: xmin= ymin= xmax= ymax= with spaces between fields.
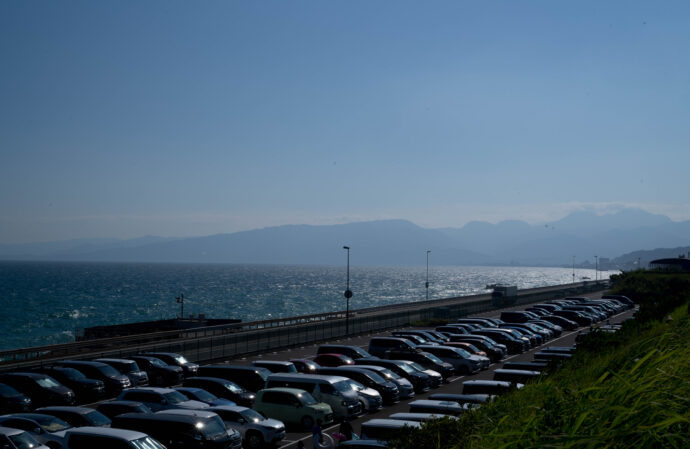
xmin=453 ymin=348 xmax=472 ymax=358
xmin=334 ymin=380 xmax=354 ymax=392
xmin=61 ymin=368 xmax=86 ymax=380
xmin=188 ymin=389 xmax=216 ymax=402
xmin=198 ymin=416 xmax=227 ymax=438
xmin=346 ymin=380 xmax=364 ymax=392
xmin=85 ymin=410 xmax=112 ymax=426
xmin=174 ymin=355 xmax=189 ymax=365
xmin=131 ymin=436 xmax=167 ymax=449
xmin=395 ymin=363 xmax=415 ymax=375
xmin=33 ymin=415 xmax=72 ymax=432
xmin=297 ymin=392 xmax=317 ymax=405
xmin=422 ymin=352 xmax=444 ymax=364
xmin=121 ymin=362 xmax=140 ymax=373
xmin=35 ymin=376 xmax=61 ymax=388
xmin=164 ymin=391 xmax=189 ymax=404
xmin=223 ymin=382 xmax=243 ymax=393
xmin=379 ymin=368 xmax=401 ymax=379
xmin=240 ymin=408 xmax=265 ymax=423
xmin=9 ymin=431 xmax=41 ymax=449
xmin=98 ymin=365 xmax=121 ymax=378
xmin=149 ymin=358 xmax=167 ymax=367
xmin=408 ymin=362 xmax=426 ymax=372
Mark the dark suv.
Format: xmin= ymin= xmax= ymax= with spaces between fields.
xmin=112 ymin=409 xmax=242 ymax=449
xmin=56 ymin=361 xmax=131 ymax=396
xmin=129 ymin=355 xmax=184 ymax=386
xmin=0 ymin=373 xmax=75 ymax=407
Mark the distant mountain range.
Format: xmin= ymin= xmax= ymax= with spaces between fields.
xmin=1 ymin=208 xmax=689 ymax=268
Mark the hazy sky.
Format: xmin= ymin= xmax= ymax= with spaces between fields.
xmin=1 ymin=1 xmax=689 ymax=244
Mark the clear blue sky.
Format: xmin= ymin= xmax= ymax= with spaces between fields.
xmin=1 ymin=1 xmax=689 ymax=244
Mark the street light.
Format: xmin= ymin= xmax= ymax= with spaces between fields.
xmin=426 ymin=250 xmax=431 ymax=300
xmin=343 ymin=246 xmax=352 ymax=335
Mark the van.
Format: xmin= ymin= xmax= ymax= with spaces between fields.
xmin=198 ymin=365 xmax=271 ymax=393
xmin=94 ymin=359 xmax=149 ymax=387
xmin=492 ymin=369 xmax=542 ymax=384
xmin=62 ymin=427 xmax=165 ymax=449
xmin=316 ymin=367 xmax=399 ymax=405
xmin=359 ymin=419 xmax=421 ymax=441
xmin=251 ymin=361 xmax=298 ymax=373
xmin=253 ymin=387 xmax=333 ymax=430
xmin=264 ymin=373 xmax=362 ymax=419
xmin=111 ymin=409 xmax=242 ymax=449
xmin=462 ymin=380 xmax=522 ymax=395
xmin=367 ymin=337 xmax=419 ymax=359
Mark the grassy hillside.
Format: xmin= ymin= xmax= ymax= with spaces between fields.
xmin=390 ymin=272 xmax=690 ymax=449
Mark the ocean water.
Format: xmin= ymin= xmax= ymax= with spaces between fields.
xmin=0 ymin=261 xmax=609 ymax=351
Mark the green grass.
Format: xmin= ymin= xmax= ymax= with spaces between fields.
xmin=389 ymin=273 xmax=690 ymax=449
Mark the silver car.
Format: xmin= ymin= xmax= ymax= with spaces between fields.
xmin=206 ymin=405 xmax=286 ymax=449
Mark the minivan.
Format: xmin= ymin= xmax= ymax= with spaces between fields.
xmin=56 ymin=361 xmax=131 ymax=395
xmin=264 ymin=373 xmax=362 ymax=420
xmin=252 ymin=387 xmax=333 ymax=430
xmin=183 ymin=377 xmax=256 ymax=407
xmin=416 ymin=345 xmax=482 ymax=374
xmin=94 ymin=358 xmax=149 ymax=387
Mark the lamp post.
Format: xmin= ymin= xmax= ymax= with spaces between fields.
xmin=343 ymin=246 xmax=352 ymax=335
xmin=176 ymin=293 xmax=184 ymax=319
xmin=572 ymin=256 xmax=575 ymax=284
xmin=425 ymin=250 xmax=431 ymax=300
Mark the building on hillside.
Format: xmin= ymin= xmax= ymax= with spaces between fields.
xmin=649 ymin=257 xmax=690 ymax=272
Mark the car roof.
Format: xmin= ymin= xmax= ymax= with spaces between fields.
xmin=154 ymin=409 xmax=217 ymax=419
xmin=123 ymin=387 xmax=175 ymax=394
xmin=36 ymin=406 xmax=94 ymax=414
xmin=66 ymin=426 xmax=148 ymax=440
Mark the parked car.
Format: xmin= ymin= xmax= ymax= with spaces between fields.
xmin=316 ymin=345 xmax=377 ymax=360
xmin=397 ymin=360 xmax=443 ymax=388
xmin=354 ymin=359 xmax=431 ymax=392
xmin=428 ymin=393 xmax=494 ymax=404
xmin=55 ymin=361 xmax=131 ymax=396
xmin=388 ymin=412 xmax=455 ymax=422
xmin=94 ymin=358 xmax=149 ymax=387
xmin=344 ymin=365 xmax=416 ymax=398
xmin=316 ymin=367 xmax=400 ymax=405
xmin=264 ymin=373 xmax=362 ymax=420
xmin=35 ymin=406 xmax=112 ymax=428
xmin=289 ymin=359 xmax=321 ymax=374
xmin=116 ymin=387 xmax=208 ymax=412
xmin=313 ymin=353 xmax=355 ymax=367
xmin=206 ymin=405 xmax=286 ymax=449
xmin=493 ymin=369 xmax=542 ymax=384
xmin=111 ymin=409 xmax=242 ymax=449
xmin=252 ymin=387 xmax=333 ymax=430
xmin=407 ymin=399 xmax=468 ymax=416
xmin=341 ymin=378 xmax=383 ymax=412
xmin=129 ymin=355 xmax=184 ymax=387
xmin=182 ymin=376 xmax=256 ymax=407
xmin=197 ymin=365 xmax=270 ymax=393
xmin=0 ymin=382 xmax=32 ymax=413
xmin=416 ymin=345 xmax=482 ymax=374
xmin=251 ymin=361 xmax=298 ymax=373
xmin=462 ymin=380 xmax=522 ymax=395
xmin=139 ymin=352 xmax=199 ymax=378
xmin=359 ymin=419 xmax=421 ymax=441
xmin=387 ymin=351 xmax=454 ymax=381
xmin=95 ymin=400 xmax=153 ymax=420
xmin=0 ymin=413 xmax=72 ymax=449
xmin=61 ymin=426 xmax=165 ymax=449
xmin=0 ymin=372 xmax=75 ymax=407
xmin=0 ymin=426 xmax=50 ymax=449
xmin=33 ymin=366 xmax=106 ymax=403
xmin=175 ymin=387 xmax=236 ymax=406
xmin=367 ymin=337 xmax=419 ymax=359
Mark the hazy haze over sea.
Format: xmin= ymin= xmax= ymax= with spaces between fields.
xmin=0 ymin=261 xmax=611 ymax=351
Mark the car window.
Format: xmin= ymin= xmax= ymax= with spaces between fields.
xmin=297 ymin=392 xmax=317 ymax=405
xmin=98 ymin=365 xmax=122 ymax=378
xmin=35 ymin=376 xmax=62 ymax=388
xmin=0 ymin=383 xmax=20 ymax=395
xmin=32 ymin=415 xmax=72 ymax=432
xmin=239 ymin=408 xmax=264 ymax=423
xmin=8 ymin=431 xmax=42 ymax=449
xmin=163 ymin=391 xmax=188 ymax=404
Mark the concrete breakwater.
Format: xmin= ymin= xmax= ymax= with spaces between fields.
xmin=1 ymin=280 xmax=607 ymax=371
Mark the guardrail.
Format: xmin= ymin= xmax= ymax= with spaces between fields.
xmin=0 ymin=280 xmax=608 ymax=371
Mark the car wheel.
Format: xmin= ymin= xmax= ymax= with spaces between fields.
xmin=246 ymin=431 xmax=264 ymax=449
xmin=301 ymin=415 xmax=314 ymax=431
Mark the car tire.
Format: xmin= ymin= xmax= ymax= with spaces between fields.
xmin=246 ymin=431 xmax=264 ymax=449
xmin=301 ymin=415 xmax=314 ymax=431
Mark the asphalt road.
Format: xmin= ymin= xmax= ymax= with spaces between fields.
xmin=225 ymin=292 xmax=636 ymax=448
